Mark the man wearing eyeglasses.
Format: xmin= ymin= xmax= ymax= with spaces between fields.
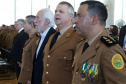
xmin=9 ymin=19 xmax=29 ymax=80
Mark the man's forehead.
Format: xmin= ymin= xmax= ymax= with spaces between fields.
xmin=36 ymin=10 xmax=43 ymax=16
xmin=56 ymin=4 xmax=68 ymax=9
xmin=77 ymin=5 xmax=88 ymax=14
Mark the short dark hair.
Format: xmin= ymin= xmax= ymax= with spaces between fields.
xmin=80 ymin=1 xmax=108 ymax=26
xmin=26 ymin=15 xmax=36 ymax=27
xmin=110 ymin=25 xmax=118 ymax=35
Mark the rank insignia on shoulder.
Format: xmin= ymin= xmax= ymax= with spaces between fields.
xmin=36 ymin=39 xmax=40 ymax=45
xmin=111 ymin=54 xmax=124 ymax=69
xmin=100 ymin=36 xmax=117 ymax=47
xmin=36 ymin=33 xmax=41 ymax=37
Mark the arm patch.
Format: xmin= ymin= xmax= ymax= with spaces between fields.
xmin=100 ymin=36 xmax=117 ymax=47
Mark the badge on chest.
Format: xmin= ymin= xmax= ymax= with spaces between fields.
xmin=81 ymin=62 xmax=99 ymax=83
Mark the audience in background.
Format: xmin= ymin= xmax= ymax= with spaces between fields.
xmin=119 ymin=25 xmax=126 ymax=54
xmin=109 ymin=25 xmax=119 ymax=43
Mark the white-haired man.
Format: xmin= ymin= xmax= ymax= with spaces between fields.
xmin=32 ymin=8 xmax=56 ymax=84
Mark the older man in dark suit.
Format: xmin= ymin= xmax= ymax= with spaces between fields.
xmin=31 ymin=8 xmax=56 ymax=84
xmin=9 ymin=19 xmax=29 ymax=79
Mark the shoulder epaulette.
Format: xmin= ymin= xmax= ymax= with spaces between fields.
xmin=36 ymin=33 xmax=41 ymax=37
xmin=100 ymin=36 xmax=117 ymax=47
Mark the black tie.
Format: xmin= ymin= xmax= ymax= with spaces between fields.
xmin=50 ymin=31 xmax=60 ymax=49
xmin=82 ymin=42 xmax=89 ymax=54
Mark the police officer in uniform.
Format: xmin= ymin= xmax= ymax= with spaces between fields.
xmin=72 ymin=1 xmax=126 ymax=84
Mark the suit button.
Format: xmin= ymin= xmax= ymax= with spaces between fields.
xmin=46 ymin=81 xmax=49 ymax=83
xmin=47 ymin=64 xmax=49 ymax=66
xmin=76 ymin=72 xmax=78 ymax=74
xmin=48 ymin=55 xmax=50 ymax=58
xmin=46 ymin=72 xmax=48 ymax=74
xmin=64 ymin=57 xmax=66 ymax=59
xmin=28 ymin=69 xmax=29 ymax=71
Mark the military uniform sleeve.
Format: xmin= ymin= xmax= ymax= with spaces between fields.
xmin=101 ymin=44 xmax=126 ymax=84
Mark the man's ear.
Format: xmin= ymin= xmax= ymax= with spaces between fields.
xmin=92 ymin=15 xmax=99 ymax=25
xmin=69 ymin=13 xmax=74 ymax=20
xmin=44 ymin=18 xmax=50 ymax=26
xmin=31 ymin=23 xmax=34 ymax=27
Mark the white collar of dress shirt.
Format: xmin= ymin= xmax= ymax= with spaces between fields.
xmin=40 ymin=27 xmax=51 ymax=38
xmin=18 ymin=28 xmax=24 ymax=33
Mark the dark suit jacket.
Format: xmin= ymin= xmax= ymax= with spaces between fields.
xmin=119 ymin=25 xmax=126 ymax=48
xmin=32 ymin=27 xmax=55 ymax=84
xmin=9 ymin=29 xmax=29 ymax=79
xmin=9 ymin=29 xmax=29 ymax=63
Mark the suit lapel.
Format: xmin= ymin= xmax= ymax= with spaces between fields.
xmin=35 ymin=27 xmax=56 ymax=61
xmin=49 ymin=26 xmax=74 ymax=53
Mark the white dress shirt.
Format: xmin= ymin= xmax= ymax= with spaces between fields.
xmin=36 ymin=27 xmax=51 ymax=58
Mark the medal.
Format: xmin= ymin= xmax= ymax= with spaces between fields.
xmin=88 ymin=76 xmax=92 ymax=82
xmin=92 ymin=75 xmax=98 ymax=82
xmin=80 ymin=73 xmax=86 ymax=78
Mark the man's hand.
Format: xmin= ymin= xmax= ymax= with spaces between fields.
xmin=17 ymin=61 xmax=22 ymax=68
xmin=27 ymin=80 xmax=31 ymax=84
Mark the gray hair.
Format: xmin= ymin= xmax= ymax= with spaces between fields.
xmin=17 ymin=19 xmax=25 ymax=24
xmin=42 ymin=8 xmax=54 ymax=27
xmin=59 ymin=1 xmax=74 ymax=15
xmin=26 ymin=15 xmax=36 ymax=27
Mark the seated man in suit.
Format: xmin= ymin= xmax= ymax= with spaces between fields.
xmin=9 ymin=19 xmax=29 ymax=79
xmin=18 ymin=15 xmax=40 ymax=84
xmin=31 ymin=8 xmax=56 ymax=84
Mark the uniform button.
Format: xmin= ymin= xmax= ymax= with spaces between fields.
xmin=72 ymin=64 xmax=73 ymax=67
xmin=76 ymin=72 xmax=78 ymax=74
xmin=74 ymin=57 xmax=75 ymax=59
xmin=46 ymin=72 xmax=48 ymax=74
xmin=64 ymin=57 xmax=66 ymax=59
xmin=48 ymin=55 xmax=50 ymax=58
xmin=46 ymin=81 xmax=49 ymax=83
xmin=47 ymin=64 xmax=49 ymax=66
xmin=28 ymin=69 xmax=29 ymax=71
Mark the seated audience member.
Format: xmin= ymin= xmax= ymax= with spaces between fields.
xmin=109 ymin=25 xmax=119 ymax=43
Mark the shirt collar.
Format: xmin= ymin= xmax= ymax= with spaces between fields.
xmin=40 ymin=27 xmax=51 ymax=38
xmin=18 ymin=28 xmax=24 ymax=33
xmin=58 ymin=25 xmax=72 ymax=36
xmin=88 ymin=29 xmax=103 ymax=45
